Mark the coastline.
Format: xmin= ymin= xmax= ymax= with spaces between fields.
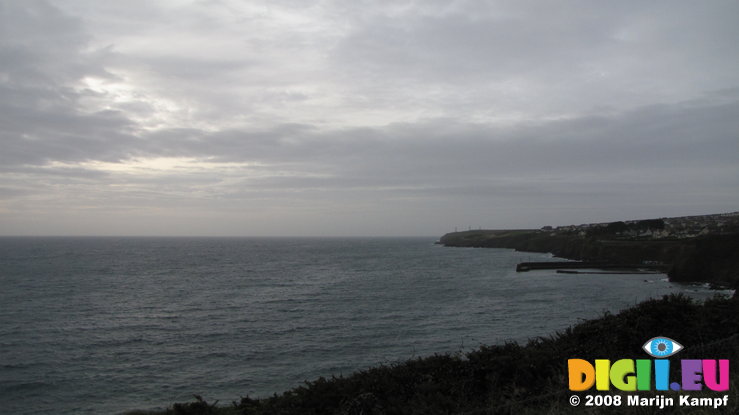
xmin=131 ymin=294 xmax=738 ymax=415
xmin=129 ymin=219 xmax=739 ymax=413
xmin=438 ymin=228 xmax=739 ymax=289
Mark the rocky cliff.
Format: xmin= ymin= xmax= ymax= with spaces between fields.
xmin=439 ymin=229 xmax=739 ymax=287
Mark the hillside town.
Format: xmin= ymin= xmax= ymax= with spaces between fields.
xmin=544 ymin=211 xmax=739 ymax=240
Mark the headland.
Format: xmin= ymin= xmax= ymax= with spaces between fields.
xmin=439 ymin=212 xmax=739 ymax=288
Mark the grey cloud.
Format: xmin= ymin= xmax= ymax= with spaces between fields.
xmin=118 ymin=92 xmax=739 ymax=199
xmin=0 ymin=1 xmax=138 ymax=166
xmin=0 ymin=187 xmax=33 ymax=198
xmin=132 ymin=55 xmax=251 ymax=81
xmin=1 ymin=0 xmax=738 ymax=235
xmin=330 ymin=0 xmax=739 ymax=117
xmin=0 ymin=98 xmax=138 ymax=165
xmin=0 ymin=2 xmax=115 ymax=93
xmin=335 ymin=10 xmax=609 ymax=80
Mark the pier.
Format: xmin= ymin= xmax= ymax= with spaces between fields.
xmin=516 ymin=261 xmax=670 ymax=273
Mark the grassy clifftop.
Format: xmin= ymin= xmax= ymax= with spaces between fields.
xmin=132 ymin=294 xmax=738 ymax=415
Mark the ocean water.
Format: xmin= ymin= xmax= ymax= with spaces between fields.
xmin=0 ymin=237 xmax=728 ymax=414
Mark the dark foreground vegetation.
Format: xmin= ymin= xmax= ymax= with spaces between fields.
xmin=129 ymin=294 xmax=738 ymax=414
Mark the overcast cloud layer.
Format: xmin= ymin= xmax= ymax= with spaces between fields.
xmin=1 ymin=0 xmax=738 ymax=236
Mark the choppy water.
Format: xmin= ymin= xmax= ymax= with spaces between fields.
xmin=0 ymin=237 xmax=728 ymax=414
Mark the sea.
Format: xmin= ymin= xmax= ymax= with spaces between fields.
xmin=0 ymin=237 xmax=731 ymax=414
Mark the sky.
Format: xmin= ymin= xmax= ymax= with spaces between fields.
xmin=1 ymin=0 xmax=738 ymax=237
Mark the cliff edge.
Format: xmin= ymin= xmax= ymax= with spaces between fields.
xmin=439 ymin=213 xmax=739 ymax=288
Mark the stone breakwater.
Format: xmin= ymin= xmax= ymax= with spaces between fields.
xmin=439 ymin=230 xmax=739 ymax=288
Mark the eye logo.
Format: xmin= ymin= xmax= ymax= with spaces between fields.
xmin=642 ymin=337 xmax=683 ymax=358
